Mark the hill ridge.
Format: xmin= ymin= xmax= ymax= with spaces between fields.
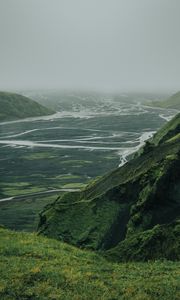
xmin=147 ymin=91 xmax=180 ymax=110
xmin=0 ymin=91 xmax=55 ymax=121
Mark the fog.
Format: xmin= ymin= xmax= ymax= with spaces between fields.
xmin=0 ymin=0 xmax=180 ymax=92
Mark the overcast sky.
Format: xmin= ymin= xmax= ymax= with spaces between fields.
xmin=0 ymin=0 xmax=180 ymax=92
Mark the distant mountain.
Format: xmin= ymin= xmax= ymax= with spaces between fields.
xmin=147 ymin=91 xmax=180 ymax=110
xmin=0 ymin=91 xmax=55 ymax=121
xmin=38 ymin=113 xmax=180 ymax=261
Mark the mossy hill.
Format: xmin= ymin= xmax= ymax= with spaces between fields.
xmin=0 ymin=227 xmax=180 ymax=300
xmin=38 ymin=113 xmax=180 ymax=261
xmin=0 ymin=91 xmax=54 ymax=121
xmin=147 ymin=91 xmax=180 ymax=110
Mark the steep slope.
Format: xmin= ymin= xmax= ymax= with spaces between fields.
xmin=1 ymin=228 xmax=179 ymax=300
xmin=38 ymin=113 xmax=180 ymax=260
xmin=151 ymin=112 xmax=180 ymax=144
xmin=0 ymin=91 xmax=54 ymax=121
xmin=132 ymin=112 xmax=180 ymax=157
xmin=147 ymin=91 xmax=180 ymax=110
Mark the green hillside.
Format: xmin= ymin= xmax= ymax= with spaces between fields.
xmin=0 ymin=227 xmax=180 ymax=300
xmin=147 ymin=91 xmax=180 ymax=110
xmin=0 ymin=91 xmax=55 ymax=121
xmin=38 ymin=113 xmax=180 ymax=261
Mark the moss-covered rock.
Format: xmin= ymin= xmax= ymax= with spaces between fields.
xmin=105 ymin=220 xmax=180 ymax=262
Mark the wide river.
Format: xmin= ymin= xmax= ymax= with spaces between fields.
xmin=0 ymin=93 xmax=177 ymax=198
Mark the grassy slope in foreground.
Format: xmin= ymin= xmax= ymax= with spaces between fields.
xmin=38 ymin=113 xmax=180 ymax=261
xmin=0 ymin=91 xmax=55 ymax=121
xmin=147 ymin=91 xmax=180 ymax=110
xmin=0 ymin=228 xmax=180 ymax=300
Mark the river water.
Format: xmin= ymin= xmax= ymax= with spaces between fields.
xmin=0 ymin=92 xmax=177 ymax=197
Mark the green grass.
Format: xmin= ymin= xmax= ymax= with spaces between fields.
xmin=22 ymin=153 xmax=58 ymax=160
xmin=0 ymin=228 xmax=180 ymax=300
xmin=2 ymin=186 xmax=46 ymax=197
xmin=61 ymin=183 xmax=87 ymax=189
xmin=62 ymin=160 xmax=92 ymax=165
xmin=166 ymin=133 xmax=180 ymax=143
xmin=2 ymin=182 xmax=30 ymax=187
xmin=54 ymin=174 xmax=81 ymax=180
xmin=0 ymin=194 xmax=60 ymax=231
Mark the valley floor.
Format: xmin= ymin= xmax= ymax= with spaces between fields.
xmin=0 ymin=228 xmax=179 ymax=300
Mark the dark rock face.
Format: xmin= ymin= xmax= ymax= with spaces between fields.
xmin=105 ymin=220 xmax=180 ymax=262
xmin=38 ymin=113 xmax=180 ymax=261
